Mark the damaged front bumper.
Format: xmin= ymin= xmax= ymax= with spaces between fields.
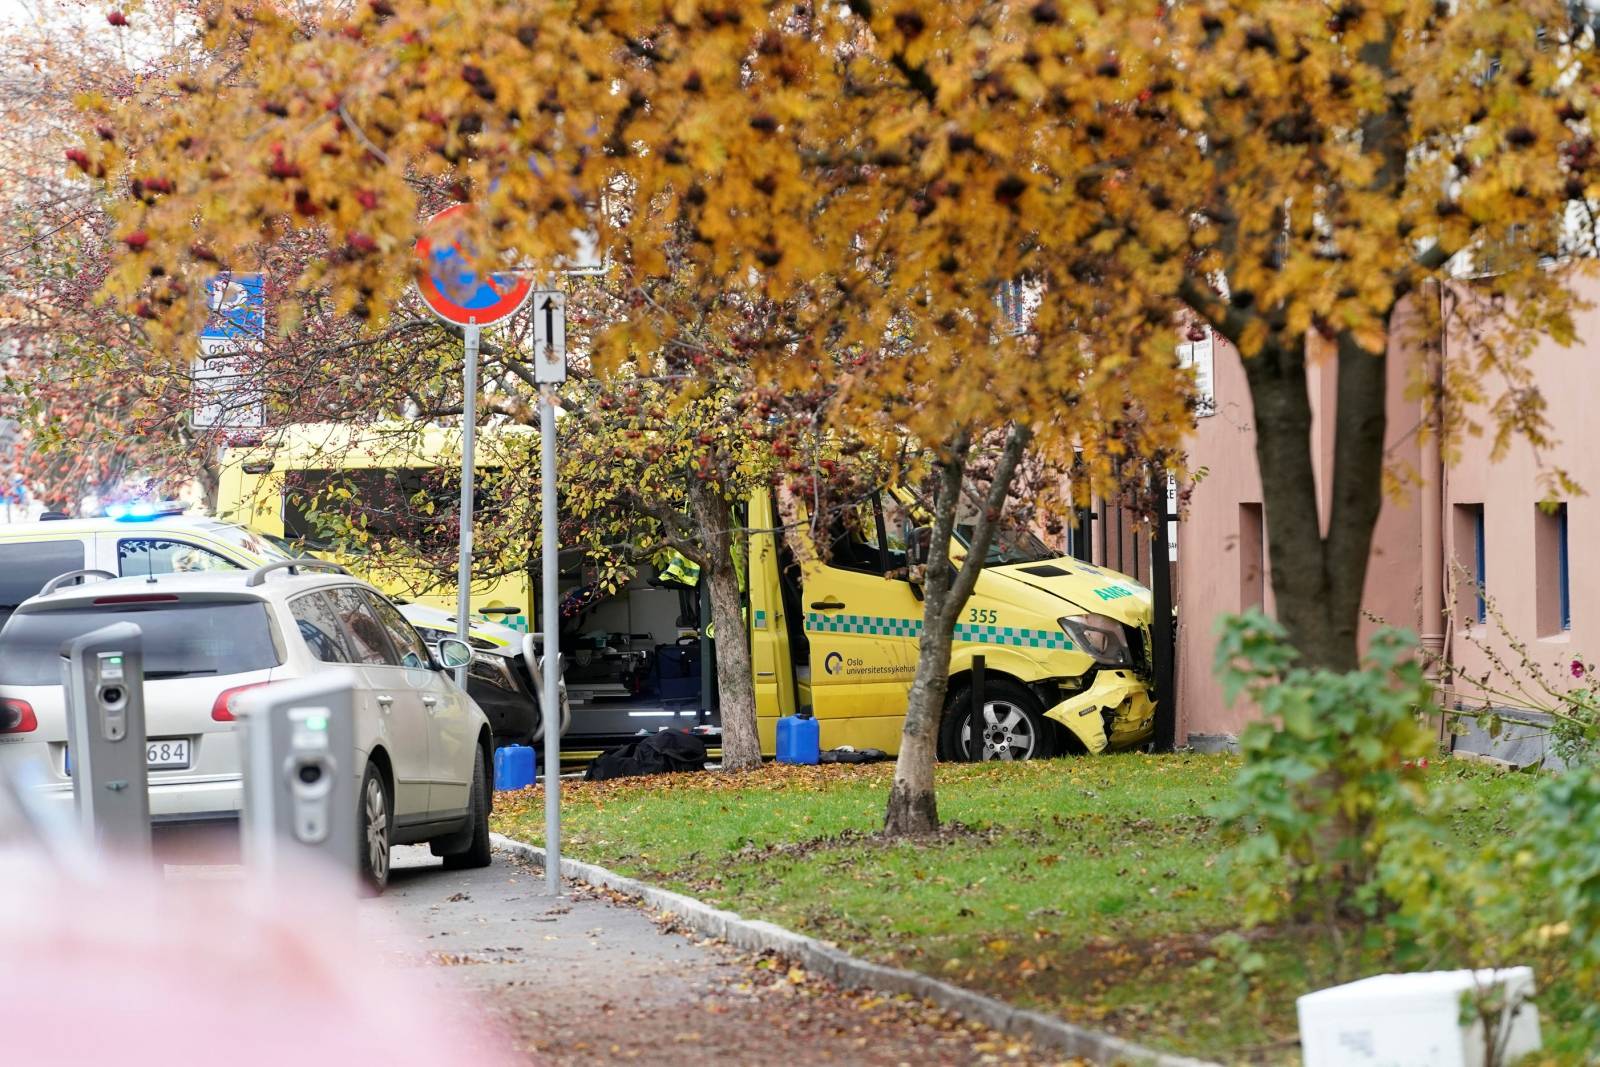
xmin=1043 ymin=669 xmax=1156 ymax=754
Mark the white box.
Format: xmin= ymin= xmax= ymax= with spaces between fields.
xmin=1297 ymin=968 xmax=1540 ymax=1067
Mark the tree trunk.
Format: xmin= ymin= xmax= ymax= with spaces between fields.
xmin=884 ymin=600 xmax=955 ymax=833
xmin=686 ymin=476 xmax=762 ymax=772
xmin=884 ymin=424 xmax=1030 ymax=836
xmin=1240 ymin=329 xmax=1389 ymax=671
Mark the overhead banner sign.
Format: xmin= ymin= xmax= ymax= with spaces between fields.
xmin=193 ymin=272 xmax=266 ymax=429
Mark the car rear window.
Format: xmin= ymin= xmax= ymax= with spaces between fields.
xmin=0 ymin=540 xmax=86 ymax=614
xmin=0 ymin=601 xmax=281 ymax=686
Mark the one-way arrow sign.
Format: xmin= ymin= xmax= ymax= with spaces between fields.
xmin=531 ymin=290 xmax=567 ymax=384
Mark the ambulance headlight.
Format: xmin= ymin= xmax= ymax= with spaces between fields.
xmin=1059 ymin=613 xmax=1132 ymax=667
xmin=468 ymin=652 xmax=518 ymax=690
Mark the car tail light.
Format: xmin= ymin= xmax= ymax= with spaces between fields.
xmin=212 ymin=682 xmax=273 ymax=722
xmin=92 ymin=594 xmax=181 ymax=605
xmin=1 ymin=698 xmax=37 ymax=735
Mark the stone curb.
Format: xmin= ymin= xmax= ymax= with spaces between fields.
xmin=490 ymin=833 xmax=1219 ymax=1067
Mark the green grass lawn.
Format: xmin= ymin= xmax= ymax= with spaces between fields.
xmin=491 ymin=754 xmax=1575 ymax=1063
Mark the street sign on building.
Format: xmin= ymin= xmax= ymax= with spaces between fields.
xmin=192 ymin=272 xmax=266 ymax=429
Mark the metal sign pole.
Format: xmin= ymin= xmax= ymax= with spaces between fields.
xmin=456 ymin=320 xmax=481 ymax=688
xmin=540 ymin=381 xmax=561 ymax=895
xmin=531 ymin=289 xmax=566 ymax=897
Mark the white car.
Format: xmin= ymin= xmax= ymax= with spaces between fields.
xmin=0 ymin=506 xmax=565 ymax=747
xmin=0 ymin=560 xmax=494 ymax=891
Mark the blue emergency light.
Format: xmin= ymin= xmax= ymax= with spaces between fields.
xmin=105 ymin=501 xmax=187 ymax=522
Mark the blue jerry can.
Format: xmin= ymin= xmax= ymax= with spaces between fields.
xmin=494 ymin=744 xmax=537 ymax=791
xmin=775 ymin=711 xmax=820 ymax=765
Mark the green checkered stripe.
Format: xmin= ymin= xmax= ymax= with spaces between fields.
xmin=806 ymin=612 xmax=924 ymax=637
xmin=952 ymin=623 xmax=1074 ymax=650
xmin=804 ymin=613 xmax=1074 ymax=651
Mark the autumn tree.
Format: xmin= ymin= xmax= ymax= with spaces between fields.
xmin=0 ymin=0 xmax=206 ymax=511
xmin=82 ymin=0 xmax=1190 ymax=833
xmin=1108 ymin=1 xmax=1600 ymax=671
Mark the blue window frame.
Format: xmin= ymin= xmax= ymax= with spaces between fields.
xmin=1558 ymin=503 xmax=1571 ymax=631
xmin=1473 ymin=505 xmax=1487 ymax=624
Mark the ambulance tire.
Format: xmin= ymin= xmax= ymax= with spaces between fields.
xmin=940 ymin=679 xmax=1059 ymax=762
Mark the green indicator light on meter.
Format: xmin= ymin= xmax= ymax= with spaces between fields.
xmin=107 ymin=656 xmax=122 ymax=665
xmin=306 ymin=716 xmax=328 ymax=731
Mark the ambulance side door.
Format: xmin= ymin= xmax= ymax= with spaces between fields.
xmin=802 ymin=495 xmax=921 ymax=725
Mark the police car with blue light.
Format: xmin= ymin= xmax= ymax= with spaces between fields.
xmin=0 ymin=503 xmax=567 ymax=752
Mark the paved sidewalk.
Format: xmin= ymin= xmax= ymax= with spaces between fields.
xmin=367 ymin=844 xmax=1079 ymax=1066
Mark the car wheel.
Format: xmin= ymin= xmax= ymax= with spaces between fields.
xmin=940 ymin=679 xmax=1059 ymax=762
xmin=442 ymin=746 xmax=493 ymax=871
xmin=359 ymin=761 xmax=392 ymax=894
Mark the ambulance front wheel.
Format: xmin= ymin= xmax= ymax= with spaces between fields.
xmin=940 ymin=679 xmax=1059 ymax=762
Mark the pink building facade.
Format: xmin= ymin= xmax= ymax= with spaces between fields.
xmin=1142 ymin=285 xmax=1596 ymax=755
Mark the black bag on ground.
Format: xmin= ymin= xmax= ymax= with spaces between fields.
xmin=819 ymin=747 xmax=889 ymax=765
xmin=585 ymin=730 xmax=708 ymax=782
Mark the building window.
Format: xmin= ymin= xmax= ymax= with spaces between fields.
xmin=1537 ymin=503 xmax=1571 ymax=635
xmin=1454 ymin=503 xmax=1487 ymax=625
xmin=1561 ymin=504 xmax=1572 ymax=631
xmin=1239 ymin=502 xmax=1265 ymax=612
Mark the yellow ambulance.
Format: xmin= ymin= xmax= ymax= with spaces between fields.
xmin=216 ymin=428 xmax=1155 ymax=761
xmin=214 ymin=422 xmax=535 ymax=630
xmin=745 ymin=491 xmax=1155 ymax=760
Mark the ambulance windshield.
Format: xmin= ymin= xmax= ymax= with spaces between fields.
xmin=953 ymin=523 xmax=1056 ymax=566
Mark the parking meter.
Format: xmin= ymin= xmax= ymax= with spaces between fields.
xmin=236 ymin=671 xmax=357 ymax=882
xmin=61 ymin=622 xmax=151 ymax=860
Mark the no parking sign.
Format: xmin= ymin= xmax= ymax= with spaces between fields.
xmin=414 ymin=204 xmax=533 ymax=326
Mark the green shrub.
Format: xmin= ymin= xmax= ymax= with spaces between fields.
xmin=1210 ymin=612 xmax=1437 ymax=974
xmin=1211 ymin=611 xmax=1600 ymax=1059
